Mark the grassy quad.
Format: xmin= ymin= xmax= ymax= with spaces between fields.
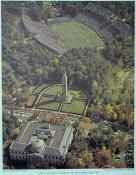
xmin=44 ymin=85 xmax=62 ymax=96
xmin=69 ymin=89 xmax=87 ymax=99
xmin=61 ymin=99 xmax=86 ymax=115
xmin=33 ymin=84 xmax=89 ymax=115
xmin=32 ymin=84 xmax=49 ymax=94
xmin=36 ymin=85 xmax=61 ymax=111
xmin=48 ymin=20 xmax=105 ymax=49
xmin=36 ymin=96 xmax=61 ymax=111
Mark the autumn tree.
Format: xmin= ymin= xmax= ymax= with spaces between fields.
xmin=77 ymin=117 xmax=91 ymax=138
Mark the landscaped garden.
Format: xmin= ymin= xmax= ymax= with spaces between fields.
xmin=61 ymin=99 xmax=86 ymax=115
xmin=36 ymin=96 xmax=61 ymax=111
xmin=44 ymin=85 xmax=62 ymax=96
xmin=32 ymin=84 xmax=49 ymax=94
xmin=31 ymin=84 xmax=89 ymax=115
xmin=69 ymin=89 xmax=87 ymax=99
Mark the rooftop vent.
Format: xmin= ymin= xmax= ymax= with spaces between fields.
xmin=33 ymin=126 xmax=55 ymax=140
xmin=41 ymin=123 xmax=50 ymax=129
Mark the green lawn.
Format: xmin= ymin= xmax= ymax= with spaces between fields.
xmin=44 ymin=85 xmax=62 ymax=96
xmin=36 ymin=96 xmax=60 ymax=111
xmin=61 ymin=99 xmax=86 ymax=115
xmin=69 ymin=89 xmax=87 ymax=99
xmin=48 ymin=20 xmax=104 ymax=49
xmin=34 ymin=84 xmax=89 ymax=115
xmin=33 ymin=84 xmax=48 ymax=94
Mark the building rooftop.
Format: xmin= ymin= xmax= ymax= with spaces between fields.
xmin=16 ymin=121 xmax=40 ymax=144
xmin=10 ymin=121 xmax=73 ymax=156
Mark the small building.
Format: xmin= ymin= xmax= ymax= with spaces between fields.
xmin=9 ymin=121 xmax=73 ymax=166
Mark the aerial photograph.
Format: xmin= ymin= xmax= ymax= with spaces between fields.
xmin=2 ymin=1 xmax=134 ymax=169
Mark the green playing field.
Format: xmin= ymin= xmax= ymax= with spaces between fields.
xmin=48 ymin=20 xmax=105 ymax=49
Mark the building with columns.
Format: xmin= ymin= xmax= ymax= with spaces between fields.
xmin=9 ymin=121 xmax=73 ymax=166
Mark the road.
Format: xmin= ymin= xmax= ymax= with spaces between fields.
xmin=3 ymin=105 xmax=81 ymax=121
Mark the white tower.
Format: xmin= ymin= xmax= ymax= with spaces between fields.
xmin=62 ymin=71 xmax=68 ymax=99
xmin=56 ymin=70 xmax=73 ymax=103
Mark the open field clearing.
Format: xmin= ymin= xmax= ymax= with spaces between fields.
xmin=48 ymin=20 xmax=105 ymax=49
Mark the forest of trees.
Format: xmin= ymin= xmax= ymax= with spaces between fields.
xmin=2 ymin=1 xmax=134 ymax=169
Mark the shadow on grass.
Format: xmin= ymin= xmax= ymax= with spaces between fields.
xmin=42 ymin=94 xmax=56 ymax=98
xmin=37 ymin=98 xmax=59 ymax=107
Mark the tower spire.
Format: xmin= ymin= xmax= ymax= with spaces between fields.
xmin=62 ymin=70 xmax=68 ymax=99
xmin=56 ymin=70 xmax=73 ymax=103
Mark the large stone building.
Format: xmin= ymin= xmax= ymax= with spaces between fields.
xmin=9 ymin=121 xmax=73 ymax=166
